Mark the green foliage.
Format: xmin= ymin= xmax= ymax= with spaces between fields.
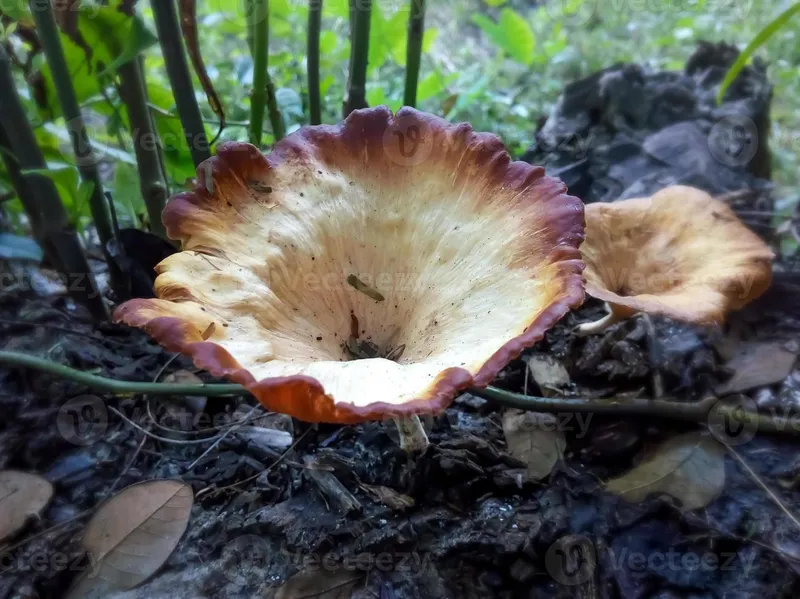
xmin=23 ymin=167 xmax=95 ymax=228
xmin=472 ymin=9 xmax=535 ymax=65
xmin=717 ymin=1 xmax=800 ymax=103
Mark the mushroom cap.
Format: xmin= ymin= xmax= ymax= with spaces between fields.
xmin=114 ymin=107 xmax=585 ymax=423
xmin=580 ymin=185 xmax=774 ymax=325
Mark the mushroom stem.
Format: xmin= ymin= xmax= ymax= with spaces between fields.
xmin=392 ymin=414 xmax=429 ymax=453
xmin=574 ymin=310 xmax=624 ymax=336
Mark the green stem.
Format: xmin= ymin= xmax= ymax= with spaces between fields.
xmin=249 ymin=0 xmax=284 ymax=145
xmin=151 ymin=0 xmax=211 ymax=166
xmin=32 ymin=0 xmax=114 ymax=247
xmin=0 ymin=350 xmax=796 ymax=436
xmin=0 ymin=47 xmax=107 ymax=320
xmin=0 ymin=351 xmax=244 ymax=396
xmin=403 ymin=0 xmax=425 ymax=107
xmin=343 ymin=0 xmax=371 ymax=117
xmin=118 ymin=59 xmax=169 ymax=239
xmin=307 ymin=0 xmax=323 ymax=125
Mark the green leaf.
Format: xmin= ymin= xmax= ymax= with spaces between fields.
xmin=101 ymin=16 xmax=159 ymax=75
xmin=23 ymin=167 xmax=79 ymax=199
xmin=0 ymin=234 xmax=43 ymax=262
xmin=498 ymin=9 xmax=535 ymax=65
xmin=484 ymin=0 xmax=507 ymax=6
xmin=717 ymin=1 xmax=800 ymax=103
xmin=366 ymin=85 xmax=387 ymax=107
xmin=111 ymin=162 xmax=144 ymax=227
xmin=37 ymin=6 xmax=138 ymax=119
xmin=319 ymin=31 xmax=338 ymax=55
xmin=75 ymin=180 xmax=96 ymax=219
xmin=0 ymin=0 xmax=34 ymax=26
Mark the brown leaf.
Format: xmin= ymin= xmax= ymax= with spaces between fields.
xmin=525 ymin=354 xmax=570 ymax=397
xmin=65 ymin=479 xmax=193 ymax=597
xmin=502 ymin=409 xmax=565 ymax=481
xmin=716 ymin=341 xmax=797 ymax=394
xmin=605 ymin=432 xmax=725 ymax=511
xmin=359 ymin=483 xmax=415 ymax=510
xmin=178 ymin=0 xmax=225 ymax=139
xmin=0 ymin=470 xmax=54 ymax=542
xmin=275 ymin=567 xmax=362 ymax=599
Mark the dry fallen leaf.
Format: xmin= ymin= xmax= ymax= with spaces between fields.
xmin=65 ymin=479 xmax=194 ymax=598
xmin=275 ymin=567 xmax=363 ymax=599
xmin=525 ymin=355 xmax=570 ymax=397
xmin=359 ymin=483 xmax=415 ymax=510
xmin=605 ymin=432 xmax=725 ymax=511
xmin=0 ymin=470 xmax=54 ymax=542
xmin=502 ymin=409 xmax=565 ymax=481
xmin=716 ymin=341 xmax=797 ymax=394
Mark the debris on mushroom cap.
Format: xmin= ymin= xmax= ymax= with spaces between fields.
xmin=577 ymin=185 xmax=774 ymax=334
xmin=113 ymin=106 xmax=585 ymax=424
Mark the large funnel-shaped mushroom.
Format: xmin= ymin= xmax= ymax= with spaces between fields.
xmin=578 ymin=185 xmax=774 ymax=335
xmin=114 ymin=107 xmax=585 ymax=424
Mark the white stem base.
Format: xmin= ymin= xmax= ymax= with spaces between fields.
xmin=574 ymin=310 xmax=624 ymax=336
xmin=392 ymin=414 xmax=429 ymax=453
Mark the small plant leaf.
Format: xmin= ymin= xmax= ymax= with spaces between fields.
xmin=65 ymin=479 xmax=193 ymax=597
xmin=0 ymin=470 xmax=54 ymax=542
xmin=498 ymin=8 xmax=535 ymax=65
xmin=717 ymin=1 xmax=800 ymax=103
xmin=605 ymin=432 xmax=725 ymax=511
xmin=502 ymin=409 xmax=565 ymax=481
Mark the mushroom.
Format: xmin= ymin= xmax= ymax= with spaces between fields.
xmin=577 ymin=185 xmax=774 ymax=335
xmin=113 ymin=107 xmax=585 ymax=451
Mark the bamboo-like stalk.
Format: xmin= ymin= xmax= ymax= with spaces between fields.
xmin=249 ymin=0 xmax=285 ymax=145
xmin=343 ymin=0 xmax=371 ymax=117
xmin=31 ymin=0 xmax=114 ymax=248
xmin=307 ymin=0 xmax=323 ymax=125
xmin=151 ymin=0 xmax=211 ymax=166
xmin=403 ymin=0 xmax=426 ymax=107
xmin=0 ymin=48 xmax=107 ymax=319
xmin=118 ymin=59 xmax=169 ymax=239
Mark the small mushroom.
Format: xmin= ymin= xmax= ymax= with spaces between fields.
xmin=113 ymin=107 xmax=585 ymax=450
xmin=577 ymin=185 xmax=774 ymax=335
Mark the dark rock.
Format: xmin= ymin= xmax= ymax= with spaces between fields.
xmin=524 ymin=42 xmax=773 ymax=209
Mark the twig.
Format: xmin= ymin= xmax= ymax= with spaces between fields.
xmin=2 ymin=351 xmax=800 ymax=436
xmin=0 ymin=351 xmax=245 ymax=396
xmin=185 ymin=404 xmax=261 ymax=470
xmin=722 ymin=441 xmax=800 ymax=533
xmin=108 ymin=405 xmax=231 ymax=445
xmin=196 ymin=428 xmax=311 ymax=498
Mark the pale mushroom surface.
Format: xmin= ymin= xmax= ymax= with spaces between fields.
xmin=581 ymin=185 xmax=774 ymax=325
xmin=114 ymin=107 xmax=584 ymax=423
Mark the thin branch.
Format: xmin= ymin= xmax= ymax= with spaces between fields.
xmin=403 ymin=0 xmax=426 ymax=107
xmin=307 ymin=0 xmax=323 ymax=124
xmin=150 ymin=0 xmax=211 ymax=166
xmin=0 ymin=351 xmax=244 ymax=396
xmin=2 ymin=350 xmax=800 ymax=436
